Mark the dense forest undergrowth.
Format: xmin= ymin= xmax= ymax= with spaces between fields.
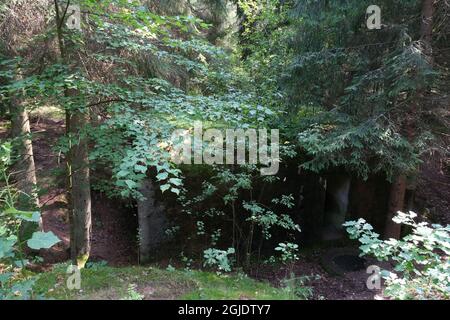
xmin=1 ymin=0 xmax=449 ymax=300
xmin=1 ymin=95 xmax=448 ymax=300
xmin=1 ymin=111 xmax=391 ymax=300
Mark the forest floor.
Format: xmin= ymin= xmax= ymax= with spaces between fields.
xmin=34 ymin=264 xmax=296 ymax=300
xmin=2 ymin=109 xmax=448 ymax=300
xmin=27 ymin=112 xmax=382 ymax=300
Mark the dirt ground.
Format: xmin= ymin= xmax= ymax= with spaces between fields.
xmin=250 ymin=250 xmax=389 ymax=300
xmin=24 ymin=117 xmax=137 ymax=266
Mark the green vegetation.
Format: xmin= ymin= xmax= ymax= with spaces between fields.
xmin=0 ymin=141 xmax=60 ymax=300
xmin=0 ymin=0 xmax=449 ymax=301
xmin=34 ymin=263 xmax=295 ymax=300
xmin=345 ymin=212 xmax=450 ymax=300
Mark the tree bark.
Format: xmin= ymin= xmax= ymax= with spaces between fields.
xmin=10 ymin=95 xmax=39 ymax=207
xmin=68 ymin=109 xmax=92 ymax=267
xmin=384 ymin=175 xmax=406 ymax=239
xmin=54 ymin=0 xmax=92 ymax=267
xmin=420 ymin=0 xmax=435 ymax=46
xmin=10 ymin=71 xmax=41 ymax=239
xmin=137 ymin=178 xmax=167 ymax=264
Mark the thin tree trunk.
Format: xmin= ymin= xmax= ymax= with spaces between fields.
xmin=420 ymin=0 xmax=435 ymax=47
xmin=10 ymin=71 xmax=41 ymax=238
xmin=10 ymin=98 xmax=39 ymax=208
xmin=54 ymin=0 xmax=92 ymax=267
xmin=69 ymin=110 xmax=91 ymax=267
xmin=137 ymin=179 xmax=154 ymax=264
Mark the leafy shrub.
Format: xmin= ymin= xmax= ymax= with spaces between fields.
xmin=275 ymin=242 xmax=300 ymax=264
xmin=121 ymin=284 xmax=144 ymax=300
xmin=183 ymin=162 xmax=300 ymax=269
xmin=281 ymin=274 xmax=319 ymax=300
xmin=0 ymin=141 xmax=60 ymax=299
xmin=344 ymin=211 xmax=450 ymax=300
xmin=275 ymin=242 xmax=300 ymax=278
xmin=203 ymin=247 xmax=235 ymax=273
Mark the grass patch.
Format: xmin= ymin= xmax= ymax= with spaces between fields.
xmin=34 ymin=263 xmax=296 ymax=300
xmin=181 ymin=272 xmax=293 ymax=300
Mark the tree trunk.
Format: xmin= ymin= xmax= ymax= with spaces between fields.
xmin=68 ymin=110 xmax=92 ymax=267
xmin=384 ymin=175 xmax=406 ymax=239
xmin=137 ymin=178 xmax=167 ymax=264
xmin=383 ymin=0 xmax=434 ymax=239
xmin=10 ymin=71 xmax=41 ymax=239
xmin=54 ymin=0 xmax=92 ymax=267
xmin=420 ymin=0 xmax=434 ymax=46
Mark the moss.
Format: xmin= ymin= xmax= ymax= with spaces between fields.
xmin=182 ymin=271 xmax=293 ymax=300
xmin=77 ymin=254 xmax=90 ymax=269
xmin=34 ymin=263 xmax=296 ymax=300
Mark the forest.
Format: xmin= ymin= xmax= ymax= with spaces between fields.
xmin=0 ymin=0 xmax=449 ymax=302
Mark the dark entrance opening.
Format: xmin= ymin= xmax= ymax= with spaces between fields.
xmin=321 ymin=173 xmax=351 ymax=241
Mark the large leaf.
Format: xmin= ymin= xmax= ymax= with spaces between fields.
xmin=0 ymin=236 xmax=16 ymax=259
xmin=156 ymin=172 xmax=169 ymax=181
xmin=26 ymin=231 xmax=60 ymax=250
xmin=160 ymin=184 xmax=170 ymax=193
xmin=0 ymin=272 xmax=13 ymax=284
xmin=3 ymin=208 xmax=41 ymax=223
xmin=9 ymin=278 xmax=36 ymax=300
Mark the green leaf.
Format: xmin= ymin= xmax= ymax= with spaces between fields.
xmin=117 ymin=170 xmax=129 ymax=178
xmin=124 ymin=180 xmax=137 ymax=189
xmin=169 ymin=178 xmax=182 ymax=186
xmin=160 ymin=184 xmax=170 ymax=193
xmin=14 ymin=259 xmax=29 ymax=267
xmin=3 ymin=208 xmax=41 ymax=223
xmin=26 ymin=231 xmax=60 ymax=250
xmin=0 ymin=237 xmax=16 ymax=259
xmin=134 ymin=164 xmax=147 ymax=173
xmin=156 ymin=172 xmax=169 ymax=181
xmin=0 ymin=272 xmax=13 ymax=284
